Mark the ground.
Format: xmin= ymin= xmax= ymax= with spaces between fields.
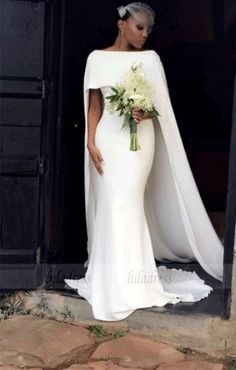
xmin=1 ymin=291 xmax=236 ymax=369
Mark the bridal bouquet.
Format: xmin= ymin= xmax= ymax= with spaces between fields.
xmin=105 ymin=62 xmax=160 ymax=151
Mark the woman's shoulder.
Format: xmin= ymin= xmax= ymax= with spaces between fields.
xmin=88 ymin=48 xmax=160 ymax=57
xmin=94 ymin=47 xmax=159 ymax=53
xmin=85 ymin=49 xmax=161 ymax=69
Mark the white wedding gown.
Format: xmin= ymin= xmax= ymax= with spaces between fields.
xmin=65 ymin=50 xmax=224 ymax=321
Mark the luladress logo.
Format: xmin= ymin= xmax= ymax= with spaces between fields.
xmin=46 ymin=269 xmax=82 ymax=284
xmin=127 ymin=270 xmax=173 ymax=284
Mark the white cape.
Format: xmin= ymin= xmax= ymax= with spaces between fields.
xmin=83 ymin=50 xmax=224 ymax=282
xmin=64 ymin=49 xmax=224 ymax=321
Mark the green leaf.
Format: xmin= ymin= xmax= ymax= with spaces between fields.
xmin=111 ymin=96 xmax=119 ymax=103
xmin=111 ymin=87 xmax=118 ymax=93
xmin=116 ymin=102 xmax=124 ymax=111
xmin=119 ymin=108 xmax=124 ymax=116
xmin=125 ymin=112 xmax=132 ymax=121
xmin=121 ymin=117 xmax=129 ymax=129
xmin=147 ymin=108 xmax=160 ymax=117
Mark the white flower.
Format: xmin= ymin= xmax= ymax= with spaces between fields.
xmin=104 ymin=61 xmax=159 ymax=151
xmin=131 ymin=62 xmax=143 ymax=72
xmin=129 ymin=94 xmax=143 ymax=100
xmin=105 ymin=61 xmax=157 ymax=116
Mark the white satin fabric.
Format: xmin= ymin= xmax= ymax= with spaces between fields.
xmin=65 ymin=50 xmax=224 ymax=321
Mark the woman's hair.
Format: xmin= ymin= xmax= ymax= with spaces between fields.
xmin=117 ymin=2 xmax=156 ymax=25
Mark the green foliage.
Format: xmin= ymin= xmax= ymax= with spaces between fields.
xmin=0 ymin=292 xmax=29 ymax=320
xmin=59 ymin=306 xmax=74 ymax=321
xmin=34 ymin=295 xmax=74 ymax=322
xmin=229 ymin=359 xmax=236 ymax=370
xmin=88 ymin=325 xmax=107 ymax=337
xmin=88 ymin=325 xmax=124 ymax=340
xmin=111 ymin=330 xmax=124 ymax=339
xmin=177 ymin=346 xmax=192 ymax=354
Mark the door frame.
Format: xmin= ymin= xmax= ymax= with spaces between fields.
xmin=222 ymin=75 xmax=236 ymax=319
xmin=0 ymin=0 xmax=62 ymax=290
xmin=40 ymin=0 xmax=66 ymax=266
xmin=49 ymin=0 xmax=236 ymax=320
xmin=36 ymin=0 xmax=67 ymax=287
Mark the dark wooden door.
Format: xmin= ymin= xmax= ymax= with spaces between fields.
xmin=0 ymin=0 xmax=62 ymax=290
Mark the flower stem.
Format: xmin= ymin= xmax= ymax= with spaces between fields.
xmin=129 ymin=118 xmax=141 ymax=151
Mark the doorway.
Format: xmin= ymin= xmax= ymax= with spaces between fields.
xmin=56 ymin=0 xmax=235 ymax=317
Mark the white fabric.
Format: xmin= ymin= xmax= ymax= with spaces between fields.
xmin=65 ymin=50 xmax=224 ymax=321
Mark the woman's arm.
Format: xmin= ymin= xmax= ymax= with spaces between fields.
xmin=87 ymin=88 xmax=103 ymax=147
xmin=87 ymin=88 xmax=104 ymax=176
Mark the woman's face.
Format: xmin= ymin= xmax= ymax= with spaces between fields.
xmin=122 ymin=12 xmax=153 ymax=49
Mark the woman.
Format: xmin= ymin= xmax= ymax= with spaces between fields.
xmin=65 ymin=2 xmax=224 ymax=321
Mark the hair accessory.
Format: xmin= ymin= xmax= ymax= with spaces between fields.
xmin=117 ymin=5 xmax=127 ymax=18
xmin=117 ymin=2 xmax=155 ymax=25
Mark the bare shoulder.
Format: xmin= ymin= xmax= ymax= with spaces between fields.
xmin=99 ymin=46 xmax=115 ymax=51
xmin=97 ymin=47 xmax=158 ymax=53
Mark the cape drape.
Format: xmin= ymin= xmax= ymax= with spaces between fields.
xmin=83 ymin=50 xmax=224 ymax=282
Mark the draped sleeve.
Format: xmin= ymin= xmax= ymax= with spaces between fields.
xmin=144 ymin=51 xmax=224 ymax=281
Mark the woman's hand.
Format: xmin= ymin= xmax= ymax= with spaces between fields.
xmin=132 ymin=108 xmax=154 ymax=123
xmin=131 ymin=108 xmax=145 ymax=124
xmin=87 ymin=143 xmax=104 ymax=176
